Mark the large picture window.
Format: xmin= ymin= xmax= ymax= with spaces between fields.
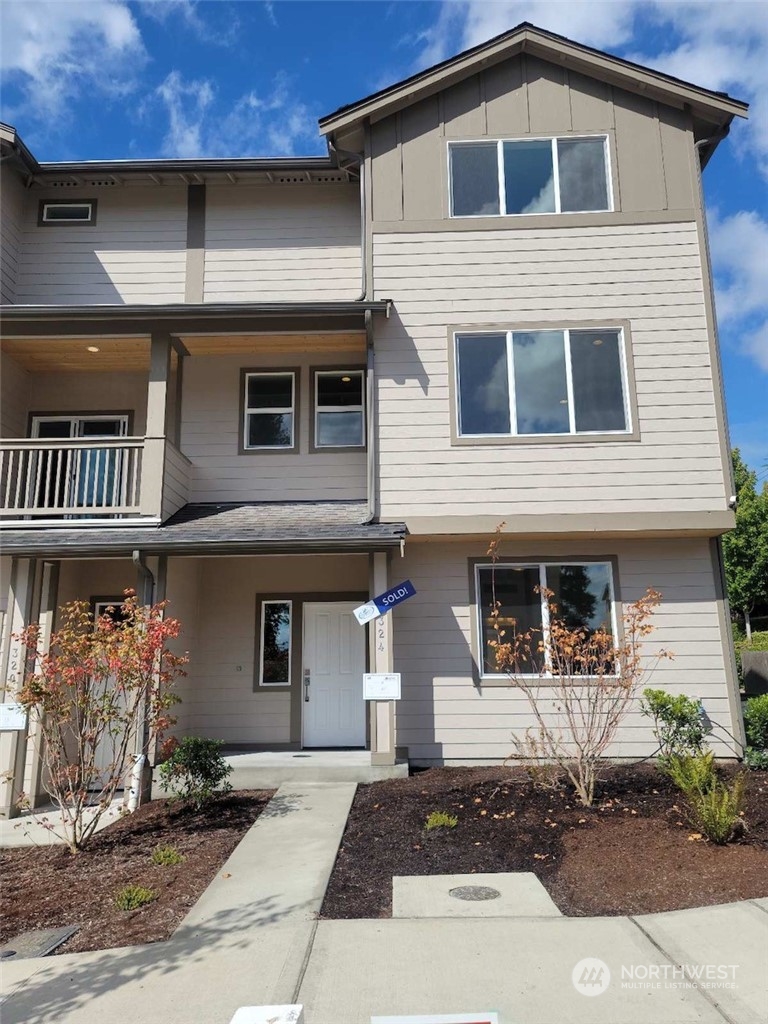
xmin=455 ymin=328 xmax=630 ymax=438
xmin=243 ymin=371 xmax=296 ymax=450
xmin=259 ymin=600 xmax=292 ymax=686
xmin=476 ymin=562 xmax=616 ymax=678
xmin=449 ymin=136 xmax=611 ymax=217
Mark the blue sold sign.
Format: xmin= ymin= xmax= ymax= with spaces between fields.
xmin=353 ymin=580 xmax=416 ymax=625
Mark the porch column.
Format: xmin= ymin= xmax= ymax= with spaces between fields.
xmin=0 ymin=558 xmax=38 ymax=818
xmin=369 ymin=551 xmax=396 ymax=766
xmin=23 ymin=561 xmax=59 ymax=808
xmin=140 ymin=332 xmax=172 ymax=517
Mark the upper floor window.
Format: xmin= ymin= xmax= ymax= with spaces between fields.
xmin=314 ymin=370 xmax=365 ymax=449
xmin=39 ymin=200 xmax=96 ymax=225
xmin=243 ymin=371 xmax=296 ymax=450
xmin=455 ymin=327 xmax=630 ymax=439
xmin=449 ymin=137 xmax=611 ymax=218
xmin=475 ymin=561 xmax=616 ymax=677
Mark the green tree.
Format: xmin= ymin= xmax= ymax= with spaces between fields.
xmin=723 ymin=449 xmax=768 ymax=641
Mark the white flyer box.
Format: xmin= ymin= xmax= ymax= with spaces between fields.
xmin=0 ymin=703 xmax=27 ymax=731
xmin=363 ymin=672 xmax=401 ymax=700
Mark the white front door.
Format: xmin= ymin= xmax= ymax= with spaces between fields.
xmin=303 ymin=602 xmax=366 ymax=747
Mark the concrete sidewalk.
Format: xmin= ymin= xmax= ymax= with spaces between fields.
xmin=2 ymin=782 xmax=767 ymax=1024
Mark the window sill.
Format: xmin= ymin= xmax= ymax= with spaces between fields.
xmin=452 ymin=430 xmax=640 ymax=447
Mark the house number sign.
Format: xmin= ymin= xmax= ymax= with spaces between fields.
xmin=363 ymin=673 xmax=402 ymax=701
xmin=353 ymin=580 xmax=417 ymax=625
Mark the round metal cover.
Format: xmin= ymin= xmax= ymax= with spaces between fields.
xmin=448 ymin=885 xmax=501 ymax=901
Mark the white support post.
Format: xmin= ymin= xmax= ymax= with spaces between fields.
xmin=23 ymin=561 xmax=59 ymax=808
xmin=0 ymin=558 xmax=38 ymax=818
xmin=369 ymin=551 xmax=396 ymax=766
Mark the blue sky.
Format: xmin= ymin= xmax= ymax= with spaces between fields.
xmin=1 ymin=0 xmax=766 ymax=477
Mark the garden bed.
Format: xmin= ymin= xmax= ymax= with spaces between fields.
xmin=0 ymin=790 xmax=273 ymax=954
xmin=321 ymin=765 xmax=768 ymax=919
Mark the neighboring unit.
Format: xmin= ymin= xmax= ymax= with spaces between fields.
xmin=0 ymin=24 xmax=749 ymax=811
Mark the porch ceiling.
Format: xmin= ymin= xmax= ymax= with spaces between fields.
xmin=1 ymin=336 xmax=150 ymax=372
xmin=0 ymin=500 xmax=407 ymax=557
xmin=179 ymin=332 xmax=365 ymax=355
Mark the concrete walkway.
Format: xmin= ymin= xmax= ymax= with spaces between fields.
xmin=1 ymin=783 xmax=767 ymax=1024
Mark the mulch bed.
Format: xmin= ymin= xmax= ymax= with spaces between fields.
xmin=0 ymin=790 xmax=273 ymax=954
xmin=322 ymin=765 xmax=768 ymax=919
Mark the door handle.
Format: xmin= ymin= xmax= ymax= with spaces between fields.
xmin=304 ymin=668 xmax=310 ymax=702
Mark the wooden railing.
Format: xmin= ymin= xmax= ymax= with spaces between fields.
xmin=0 ymin=438 xmax=144 ymax=518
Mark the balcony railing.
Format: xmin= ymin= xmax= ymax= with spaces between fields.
xmin=0 ymin=438 xmax=144 ymax=518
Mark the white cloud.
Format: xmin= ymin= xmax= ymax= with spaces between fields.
xmin=151 ymin=70 xmax=321 ymax=158
xmin=708 ymin=208 xmax=768 ymax=372
xmin=0 ymin=1 xmax=145 ymax=123
xmin=139 ymin=0 xmax=240 ymax=47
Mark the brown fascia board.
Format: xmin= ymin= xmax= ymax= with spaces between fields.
xmin=33 ymin=155 xmax=338 ymax=177
xmin=319 ymin=22 xmax=749 ymax=136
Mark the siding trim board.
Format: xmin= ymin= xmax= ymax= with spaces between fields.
xmin=184 ymin=184 xmax=206 ymax=303
xmin=466 ymin=553 xmax=623 ymax=686
xmin=371 ymin=209 xmax=698 ymax=233
xmin=399 ymin=512 xmax=736 ymax=536
xmin=447 ymin=319 xmax=640 ymax=446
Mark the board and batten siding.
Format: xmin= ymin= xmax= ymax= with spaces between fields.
xmin=393 ymin=538 xmax=739 ymax=763
xmin=203 ymin=184 xmax=362 ymax=302
xmin=14 ymin=186 xmax=187 ymax=305
xmin=369 ymin=54 xmax=696 ymax=226
xmin=181 ymin=352 xmax=366 ymax=503
xmin=167 ymin=554 xmax=368 ymax=745
xmin=373 ymin=221 xmax=729 ymax=519
xmin=0 ymin=166 xmax=25 ymax=303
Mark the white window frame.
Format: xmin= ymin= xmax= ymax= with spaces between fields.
xmin=314 ymin=369 xmax=366 ymax=449
xmin=243 ymin=371 xmax=296 ymax=450
xmin=475 ymin=561 xmax=619 ymax=680
xmin=448 ymin=135 xmax=613 ymax=218
xmin=259 ymin=599 xmax=292 ymax=687
xmin=454 ymin=326 xmax=631 ymax=439
xmin=40 ymin=201 xmax=96 ymax=224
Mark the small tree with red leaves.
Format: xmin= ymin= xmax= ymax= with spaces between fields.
xmin=15 ymin=591 xmax=186 ymax=852
xmin=487 ymin=531 xmax=671 ymax=807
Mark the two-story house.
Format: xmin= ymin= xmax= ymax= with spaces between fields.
xmin=0 ymin=24 xmax=749 ymax=810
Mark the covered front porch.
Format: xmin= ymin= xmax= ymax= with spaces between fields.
xmin=0 ymin=504 xmax=407 ymax=815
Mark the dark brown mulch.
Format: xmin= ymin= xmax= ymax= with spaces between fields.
xmin=321 ymin=765 xmax=768 ymax=919
xmin=0 ymin=790 xmax=273 ymax=954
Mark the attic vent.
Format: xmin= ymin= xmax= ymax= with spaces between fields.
xmin=48 ymin=180 xmax=80 ymax=188
xmin=86 ymin=180 xmax=118 ymax=187
xmin=313 ymin=174 xmax=347 ymax=183
xmin=275 ymin=175 xmax=308 ymax=184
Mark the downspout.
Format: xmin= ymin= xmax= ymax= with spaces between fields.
xmin=132 ymin=549 xmax=155 ymax=607
xmin=365 ymin=309 xmax=377 ymax=523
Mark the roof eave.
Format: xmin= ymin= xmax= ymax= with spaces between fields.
xmin=319 ymin=24 xmax=748 ymax=137
xmin=0 ymin=300 xmax=390 ymax=324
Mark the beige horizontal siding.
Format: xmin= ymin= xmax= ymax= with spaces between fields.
xmin=1 ymin=167 xmax=24 ymax=304
xmin=203 ymin=184 xmax=361 ymax=302
xmin=182 ymin=353 xmax=366 ymax=503
xmin=0 ymin=355 xmax=30 ymax=436
xmin=161 ymin=441 xmax=190 ymax=522
xmin=372 ymin=221 xmax=728 ymax=519
xmin=392 ymin=538 xmax=738 ymax=764
xmin=14 ymin=186 xmax=187 ymax=304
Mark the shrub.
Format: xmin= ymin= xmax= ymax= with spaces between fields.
xmin=158 ymin=736 xmax=232 ymax=808
xmin=743 ymin=694 xmax=768 ymax=750
xmin=425 ymin=810 xmax=459 ymax=831
xmin=151 ymin=844 xmax=185 ymax=866
xmin=688 ymin=775 xmax=746 ymax=845
xmin=15 ymin=593 xmax=186 ymax=853
xmin=662 ymin=751 xmax=717 ymax=796
xmin=744 ymin=748 xmax=768 ymax=771
xmin=641 ymin=688 xmax=705 ymax=762
xmin=114 ymin=885 xmax=156 ymax=910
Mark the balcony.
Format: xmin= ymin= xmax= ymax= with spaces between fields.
xmin=0 ymin=436 xmax=188 ymax=523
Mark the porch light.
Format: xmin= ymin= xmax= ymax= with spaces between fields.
xmin=593 ymin=338 xmax=604 ymax=346
xmin=87 ymin=346 xmax=100 ymax=353
xmin=341 ymin=375 xmax=351 ymax=382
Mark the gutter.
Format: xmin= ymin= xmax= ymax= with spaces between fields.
xmin=365 ymin=309 xmax=377 ymax=522
xmin=0 ymin=300 xmax=390 ymax=324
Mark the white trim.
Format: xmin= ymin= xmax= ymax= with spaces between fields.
xmin=243 ymin=370 xmax=295 ymax=450
xmin=475 ymin=560 xmax=619 ymax=680
xmin=0 ymin=517 xmax=159 ymax=529
xmin=455 ymin=326 xmax=630 ymax=439
xmin=448 ymin=134 xmax=612 ymax=219
xmin=259 ymin=599 xmax=292 ymax=686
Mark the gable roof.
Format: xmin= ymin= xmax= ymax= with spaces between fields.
xmin=319 ymin=22 xmax=748 ymax=137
